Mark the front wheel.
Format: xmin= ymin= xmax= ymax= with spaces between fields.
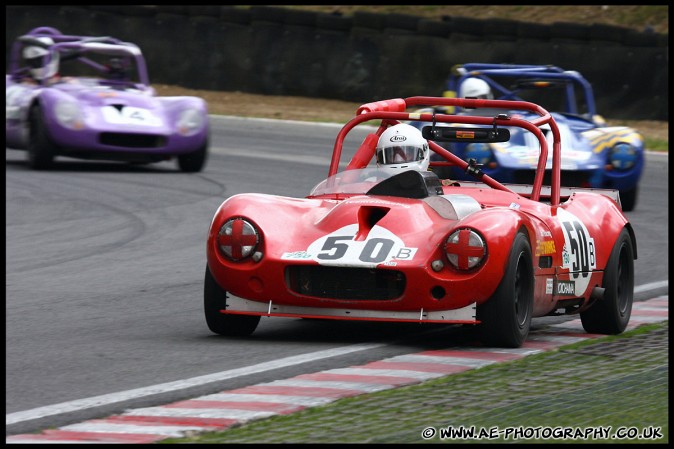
xmin=580 ymin=228 xmax=634 ymax=334
xmin=477 ymin=232 xmax=534 ymax=348
xmin=204 ymin=266 xmax=260 ymax=336
xmin=178 ymin=143 xmax=208 ymax=173
xmin=27 ymin=105 xmax=57 ymax=170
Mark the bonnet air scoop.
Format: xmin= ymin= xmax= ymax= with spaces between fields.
xmin=354 ymin=206 xmax=390 ymax=241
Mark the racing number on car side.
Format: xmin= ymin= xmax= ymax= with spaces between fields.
xmin=558 ymin=209 xmax=596 ymax=281
xmin=562 ymin=221 xmax=596 ymax=278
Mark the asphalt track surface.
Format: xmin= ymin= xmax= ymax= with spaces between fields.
xmin=5 ymin=116 xmax=669 ymax=440
xmin=6 ymin=304 xmax=668 ymax=444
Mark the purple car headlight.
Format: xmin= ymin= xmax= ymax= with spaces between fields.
xmin=54 ymin=101 xmax=84 ymax=130
xmin=177 ymin=109 xmax=205 ymax=136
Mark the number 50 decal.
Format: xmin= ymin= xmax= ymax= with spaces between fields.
xmin=318 ymin=236 xmax=396 ymax=263
xmin=308 ymin=224 xmax=417 ymax=267
xmin=558 ymin=209 xmax=596 ymax=280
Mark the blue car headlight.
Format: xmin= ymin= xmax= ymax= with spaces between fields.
xmin=177 ymin=108 xmax=206 ymax=136
xmin=54 ymin=101 xmax=84 ymax=130
xmin=609 ymin=142 xmax=637 ymax=170
xmin=464 ymin=143 xmax=494 ymax=166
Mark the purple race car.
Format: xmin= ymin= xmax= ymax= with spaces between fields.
xmin=6 ymin=27 xmax=209 ymax=171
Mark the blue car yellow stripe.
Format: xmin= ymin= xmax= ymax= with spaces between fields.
xmin=583 ymin=128 xmax=643 ymax=153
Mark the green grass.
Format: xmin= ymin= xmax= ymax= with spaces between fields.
xmin=645 ymin=137 xmax=668 ymax=152
xmin=160 ymin=321 xmax=669 ymax=444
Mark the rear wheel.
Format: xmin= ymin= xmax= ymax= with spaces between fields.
xmin=178 ymin=143 xmax=208 ymax=173
xmin=204 ymin=266 xmax=260 ymax=336
xmin=27 ymin=105 xmax=57 ymax=170
xmin=477 ymin=232 xmax=534 ymax=348
xmin=580 ymin=228 xmax=634 ymax=334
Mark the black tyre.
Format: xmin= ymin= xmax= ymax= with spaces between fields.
xmin=477 ymin=232 xmax=534 ymax=348
xmin=27 ymin=105 xmax=57 ymax=170
xmin=619 ymin=186 xmax=638 ymax=212
xmin=178 ymin=143 xmax=208 ymax=173
xmin=204 ymin=266 xmax=260 ymax=336
xmin=580 ymin=228 xmax=634 ymax=334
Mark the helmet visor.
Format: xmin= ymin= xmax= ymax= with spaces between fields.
xmin=26 ymin=55 xmax=45 ymax=69
xmin=376 ymin=145 xmax=424 ymax=165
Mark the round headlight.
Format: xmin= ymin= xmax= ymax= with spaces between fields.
xmin=609 ymin=142 xmax=637 ymax=170
xmin=54 ymin=101 xmax=84 ymax=129
xmin=464 ymin=143 xmax=493 ymax=166
xmin=218 ymin=218 xmax=260 ymax=261
xmin=177 ymin=108 xmax=205 ymax=136
xmin=445 ymin=228 xmax=486 ymax=270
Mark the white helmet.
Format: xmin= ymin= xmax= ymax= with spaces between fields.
xmin=375 ymin=123 xmax=430 ymax=173
xmin=459 ymin=77 xmax=493 ymax=100
xmin=23 ymin=37 xmax=58 ymax=80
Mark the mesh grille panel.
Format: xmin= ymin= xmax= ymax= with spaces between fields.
xmin=286 ymin=266 xmax=405 ymax=300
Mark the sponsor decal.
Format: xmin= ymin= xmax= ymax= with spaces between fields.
xmin=535 ymin=240 xmax=557 ymax=256
xmin=556 ymin=280 xmax=576 ymax=296
xmin=546 ymin=278 xmax=553 ymax=294
xmin=390 ymin=135 xmax=407 ymax=142
xmin=509 ymin=202 xmax=521 ymax=210
xmin=562 ymin=244 xmax=571 ymax=266
xmin=281 ymin=251 xmax=311 ymax=260
xmin=457 ymin=130 xmax=475 ymax=139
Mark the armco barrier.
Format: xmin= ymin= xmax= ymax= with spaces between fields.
xmin=5 ymin=5 xmax=668 ymax=120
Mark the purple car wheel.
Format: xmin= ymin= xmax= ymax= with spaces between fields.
xmin=27 ymin=105 xmax=57 ymax=170
xmin=177 ymin=143 xmax=208 ymax=173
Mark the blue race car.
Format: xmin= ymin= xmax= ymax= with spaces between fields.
xmin=418 ymin=63 xmax=644 ymax=211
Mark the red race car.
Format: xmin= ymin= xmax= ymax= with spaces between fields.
xmin=205 ymin=96 xmax=636 ymax=348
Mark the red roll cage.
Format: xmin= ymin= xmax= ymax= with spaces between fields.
xmin=330 ymin=97 xmax=562 ymax=206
